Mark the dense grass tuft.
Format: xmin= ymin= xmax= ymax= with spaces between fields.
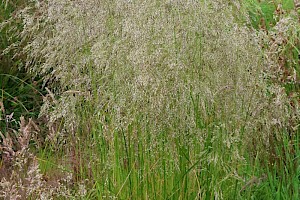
xmin=0 ymin=0 xmax=299 ymax=199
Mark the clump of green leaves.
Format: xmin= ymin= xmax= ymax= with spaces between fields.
xmin=244 ymin=0 xmax=295 ymax=30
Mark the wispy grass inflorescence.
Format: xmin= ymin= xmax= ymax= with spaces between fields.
xmin=9 ymin=0 xmax=273 ymax=137
xmin=0 ymin=116 xmax=87 ymax=199
xmin=1 ymin=0 xmax=299 ymax=198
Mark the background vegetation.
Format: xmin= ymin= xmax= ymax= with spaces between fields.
xmin=0 ymin=0 xmax=299 ymax=199
xmin=0 ymin=0 xmax=43 ymax=134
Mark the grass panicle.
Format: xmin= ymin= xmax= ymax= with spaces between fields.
xmin=0 ymin=0 xmax=299 ymax=199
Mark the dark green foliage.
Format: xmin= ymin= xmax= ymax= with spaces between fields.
xmin=0 ymin=1 xmax=43 ymax=131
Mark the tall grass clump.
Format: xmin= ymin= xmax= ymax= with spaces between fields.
xmin=2 ymin=0 xmax=299 ymax=198
xmin=254 ymin=4 xmax=300 ymax=198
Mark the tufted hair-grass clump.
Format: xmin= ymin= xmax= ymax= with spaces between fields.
xmin=6 ymin=1 xmax=263 ymax=134
xmin=2 ymin=0 xmax=299 ymax=198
